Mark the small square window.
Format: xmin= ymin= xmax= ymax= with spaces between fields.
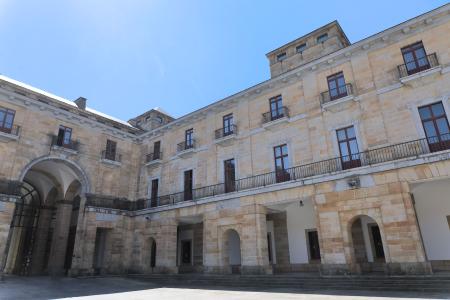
xmin=317 ymin=33 xmax=328 ymax=44
xmin=296 ymin=43 xmax=307 ymax=53
xmin=277 ymin=52 xmax=287 ymax=62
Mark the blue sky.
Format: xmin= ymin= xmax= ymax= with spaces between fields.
xmin=0 ymin=0 xmax=447 ymax=121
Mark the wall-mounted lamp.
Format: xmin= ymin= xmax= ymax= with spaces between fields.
xmin=299 ymin=200 xmax=304 ymax=207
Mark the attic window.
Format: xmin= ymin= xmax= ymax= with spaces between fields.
xmin=296 ymin=43 xmax=307 ymax=53
xmin=317 ymin=33 xmax=329 ymax=44
xmin=277 ymin=52 xmax=287 ymax=62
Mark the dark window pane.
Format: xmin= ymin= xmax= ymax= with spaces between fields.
xmin=436 ymin=118 xmax=450 ymax=135
xmin=432 ymin=103 xmax=445 ymax=117
xmin=339 ymin=142 xmax=349 ymax=157
xmin=419 ymin=107 xmax=432 ymax=120
xmin=349 ymin=140 xmax=359 ymax=154
xmin=423 ymin=121 xmax=437 ymax=137
xmin=337 ymin=129 xmax=346 ymax=141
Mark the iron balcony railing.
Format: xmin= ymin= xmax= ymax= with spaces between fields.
xmin=215 ymin=125 xmax=237 ymax=139
xmin=146 ymin=152 xmax=162 ymax=163
xmin=177 ymin=140 xmax=196 ymax=152
xmin=262 ymin=107 xmax=289 ymax=124
xmin=320 ymin=83 xmax=353 ymax=105
xmin=398 ymin=53 xmax=439 ymax=78
xmin=50 ymin=134 xmax=80 ymax=151
xmin=101 ymin=150 xmax=122 ymax=162
xmin=86 ymin=134 xmax=450 ymax=211
xmin=0 ymin=125 xmax=20 ymax=136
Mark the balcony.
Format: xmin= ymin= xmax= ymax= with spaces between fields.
xmin=320 ymin=83 xmax=355 ymax=109
xmin=145 ymin=152 xmax=163 ymax=167
xmin=100 ymin=150 xmax=122 ymax=166
xmin=50 ymin=134 xmax=79 ymax=154
xmin=214 ymin=125 xmax=237 ymax=146
xmin=176 ymin=140 xmax=196 ymax=157
xmin=0 ymin=125 xmax=20 ymax=142
xmin=262 ymin=107 xmax=289 ymax=129
xmin=398 ymin=53 xmax=440 ymax=84
xmin=88 ymin=134 xmax=450 ymax=212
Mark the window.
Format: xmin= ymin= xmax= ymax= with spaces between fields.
xmin=224 ymin=159 xmax=236 ymax=193
xmin=418 ymin=102 xmax=450 ymax=152
xmin=296 ymin=43 xmax=307 ymax=53
xmin=150 ymin=179 xmax=159 ymax=207
xmin=223 ymin=114 xmax=234 ymax=136
xmin=276 ymin=52 xmax=287 ymax=62
xmin=401 ymin=41 xmax=430 ymax=75
xmin=0 ymin=107 xmax=16 ymax=134
xmin=153 ymin=141 xmax=161 ymax=160
xmin=269 ymin=95 xmax=284 ymax=121
xmin=57 ymin=125 xmax=72 ymax=147
xmin=184 ymin=170 xmax=193 ymax=201
xmin=185 ymin=129 xmax=194 ymax=149
xmin=336 ymin=126 xmax=361 ymax=170
xmin=105 ymin=139 xmax=117 ymax=161
xmin=317 ymin=33 xmax=328 ymax=43
xmin=327 ymin=72 xmax=348 ymax=100
xmin=274 ymin=144 xmax=290 ymax=183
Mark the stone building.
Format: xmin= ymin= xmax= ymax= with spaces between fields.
xmin=1 ymin=4 xmax=450 ymax=277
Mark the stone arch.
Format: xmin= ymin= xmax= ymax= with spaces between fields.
xmin=221 ymin=228 xmax=242 ymax=274
xmin=18 ymin=155 xmax=91 ymax=194
xmin=346 ymin=213 xmax=388 ymax=273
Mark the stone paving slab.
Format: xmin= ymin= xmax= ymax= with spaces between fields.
xmin=0 ymin=277 xmax=449 ymax=300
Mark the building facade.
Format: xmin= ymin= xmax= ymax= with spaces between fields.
xmin=1 ymin=5 xmax=450 ymax=277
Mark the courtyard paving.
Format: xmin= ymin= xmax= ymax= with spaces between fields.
xmin=0 ymin=276 xmax=449 ymax=300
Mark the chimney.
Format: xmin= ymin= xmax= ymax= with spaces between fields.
xmin=75 ymin=97 xmax=87 ymax=110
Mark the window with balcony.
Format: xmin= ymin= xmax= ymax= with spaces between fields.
xmin=224 ymin=158 xmax=236 ymax=193
xmin=336 ymin=126 xmax=361 ymax=170
xmin=0 ymin=107 xmax=16 ymax=134
xmin=150 ymin=178 xmax=159 ymax=207
xmin=274 ymin=144 xmax=290 ymax=183
xmin=270 ymin=96 xmax=285 ymax=121
xmin=153 ymin=141 xmax=161 ymax=159
xmin=277 ymin=52 xmax=287 ymax=62
xmin=317 ymin=33 xmax=328 ymax=43
xmin=296 ymin=43 xmax=307 ymax=54
xmin=327 ymin=72 xmax=348 ymax=101
xmin=56 ymin=125 xmax=72 ymax=147
xmin=185 ymin=129 xmax=194 ymax=149
xmin=400 ymin=41 xmax=433 ymax=76
xmin=104 ymin=139 xmax=118 ymax=161
xmin=223 ymin=114 xmax=234 ymax=136
xmin=184 ymin=170 xmax=193 ymax=201
xmin=419 ymin=102 xmax=450 ymax=152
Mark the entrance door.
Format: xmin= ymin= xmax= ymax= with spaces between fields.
xmin=307 ymin=230 xmax=321 ymax=261
xmin=181 ymin=240 xmax=192 ymax=265
xmin=150 ymin=240 xmax=156 ymax=268
xmin=370 ymin=225 xmax=385 ymax=260
xmin=93 ymin=228 xmax=108 ymax=274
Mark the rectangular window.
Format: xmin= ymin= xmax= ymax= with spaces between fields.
xmin=57 ymin=125 xmax=72 ymax=147
xmin=184 ymin=170 xmax=193 ymax=201
xmin=0 ymin=107 xmax=15 ymax=134
xmin=276 ymin=52 xmax=286 ymax=62
xmin=153 ymin=141 xmax=161 ymax=160
xmin=185 ymin=129 xmax=194 ymax=149
xmin=327 ymin=72 xmax=348 ymax=100
xmin=274 ymin=144 xmax=290 ymax=183
xmin=317 ymin=33 xmax=328 ymax=43
xmin=401 ymin=41 xmax=430 ymax=75
xmin=269 ymin=95 xmax=284 ymax=121
xmin=296 ymin=43 xmax=307 ymax=53
xmin=105 ymin=139 xmax=117 ymax=161
xmin=419 ymin=102 xmax=450 ymax=152
xmin=224 ymin=158 xmax=236 ymax=193
xmin=223 ymin=114 xmax=234 ymax=136
xmin=336 ymin=126 xmax=361 ymax=170
xmin=150 ymin=179 xmax=159 ymax=207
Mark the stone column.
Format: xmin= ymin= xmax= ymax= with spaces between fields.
xmin=155 ymin=219 xmax=178 ymax=274
xmin=48 ymin=200 xmax=72 ymax=276
xmin=30 ymin=207 xmax=53 ymax=275
xmin=202 ymin=214 xmax=221 ymax=273
xmin=240 ymin=205 xmax=272 ymax=275
xmin=0 ymin=197 xmax=17 ymax=278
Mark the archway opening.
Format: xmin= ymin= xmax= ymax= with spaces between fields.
xmin=224 ymin=229 xmax=241 ymax=274
xmin=350 ymin=215 xmax=386 ymax=273
xmin=4 ymin=158 xmax=85 ymax=276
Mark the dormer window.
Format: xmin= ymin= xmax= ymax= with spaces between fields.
xmin=277 ymin=52 xmax=287 ymax=62
xmin=317 ymin=33 xmax=329 ymax=44
xmin=296 ymin=43 xmax=307 ymax=53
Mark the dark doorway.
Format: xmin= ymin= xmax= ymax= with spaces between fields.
xmin=181 ymin=240 xmax=192 ymax=265
xmin=307 ymin=230 xmax=321 ymax=261
xmin=267 ymin=232 xmax=273 ymax=263
xmin=93 ymin=228 xmax=108 ymax=275
xmin=224 ymin=159 xmax=236 ymax=193
xmin=184 ymin=170 xmax=193 ymax=201
xmin=150 ymin=239 xmax=156 ymax=268
xmin=369 ymin=225 xmax=385 ymax=260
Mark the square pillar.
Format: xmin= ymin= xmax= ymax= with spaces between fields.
xmin=48 ymin=200 xmax=72 ymax=276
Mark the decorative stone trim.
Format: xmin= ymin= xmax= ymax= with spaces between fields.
xmin=100 ymin=158 xmax=122 ymax=167
xmin=320 ymin=94 xmax=358 ymax=111
xmin=144 ymin=159 xmax=162 ymax=167
xmin=50 ymin=145 xmax=78 ymax=155
xmin=0 ymin=130 xmax=19 ymax=143
xmin=262 ymin=116 xmax=289 ymax=130
xmin=214 ymin=133 xmax=237 ymax=146
xmin=400 ymin=66 xmax=442 ymax=85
